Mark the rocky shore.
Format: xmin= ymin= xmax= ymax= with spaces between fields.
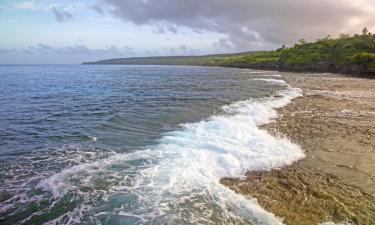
xmin=221 ymin=73 xmax=375 ymax=225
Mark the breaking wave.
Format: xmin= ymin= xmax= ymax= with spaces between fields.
xmin=32 ymin=84 xmax=304 ymax=224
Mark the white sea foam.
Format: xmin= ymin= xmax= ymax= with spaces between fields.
xmin=246 ymin=71 xmax=264 ymax=74
xmin=36 ymin=84 xmax=304 ymax=224
xmin=263 ymin=74 xmax=282 ymax=78
xmin=252 ymin=78 xmax=287 ymax=85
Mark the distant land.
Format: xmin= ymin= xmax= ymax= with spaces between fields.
xmin=84 ymin=29 xmax=375 ymax=75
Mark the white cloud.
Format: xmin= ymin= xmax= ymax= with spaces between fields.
xmin=14 ymin=1 xmax=41 ymax=10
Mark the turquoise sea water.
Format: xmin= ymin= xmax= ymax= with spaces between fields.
xmin=0 ymin=65 xmax=304 ymax=225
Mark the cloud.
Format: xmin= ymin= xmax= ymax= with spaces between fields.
xmin=154 ymin=45 xmax=201 ymax=56
xmin=123 ymin=46 xmax=135 ymax=56
xmin=14 ymin=1 xmax=90 ymax=13
xmin=23 ymin=43 xmax=133 ymax=57
xmin=13 ymin=1 xmax=56 ymax=11
xmin=14 ymin=2 xmax=89 ymax=23
xmin=51 ymin=7 xmax=74 ymax=23
xmin=0 ymin=48 xmax=16 ymax=54
xmin=92 ymin=5 xmax=104 ymax=15
xmin=212 ymin=38 xmax=233 ymax=50
xmin=14 ymin=1 xmax=40 ymax=10
xmin=100 ymin=0 xmax=375 ymax=50
xmin=1 ymin=44 xmax=135 ymax=64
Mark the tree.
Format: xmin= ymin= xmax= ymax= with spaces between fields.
xmin=339 ymin=34 xmax=350 ymax=39
xmin=362 ymin=27 xmax=369 ymax=35
xmin=276 ymin=44 xmax=287 ymax=52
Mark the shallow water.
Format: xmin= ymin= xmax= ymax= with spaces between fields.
xmin=0 ymin=65 xmax=304 ymax=224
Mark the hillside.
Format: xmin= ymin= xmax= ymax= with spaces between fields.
xmin=83 ymin=29 xmax=375 ymax=75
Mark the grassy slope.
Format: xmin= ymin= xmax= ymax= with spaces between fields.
xmin=84 ymin=31 xmax=375 ymax=75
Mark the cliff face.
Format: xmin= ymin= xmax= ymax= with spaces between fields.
xmin=219 ymin=61 xmax=373 ymax=76
xmin=220 ymin=61 xmax=279 ymax=70
xmin=226 ymin=60 xmax=375 ymax=75
xmin=279 ymin=61 xmax=336 ymax=72
xmin=279 ymin=62 xmax=374 ymax=75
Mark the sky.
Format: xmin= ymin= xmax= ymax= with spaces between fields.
xmin=0 ymin=0 xmax=374 ymax=64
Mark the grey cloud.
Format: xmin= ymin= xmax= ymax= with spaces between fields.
xmin=92 ymin=5 xmax=104 ymax=15
xmin=145 ymin=50 xmax=161 ymax=56
xmin=2 ymin=44 xmax=135 ymax=64
xmin=24 ymin=44 xmax=132 ymax=57
xmin=34 ymin=43 xmax=56 ymax=53
xmin=153 ymin=23 xmax=179 ymax=34
xmin=154 ymin=26 xmax=166 ymax=34
xmin=167 ymin=25 xmax=177 ymax=34
xmin=179 ymin=45 xmax=187 ymax=51
xmin=0 ymin=48 xmax=16 ymax=54
xmin=123 ymin=47 xmax=136 ymax=56
xmin=21 ymin=49 xmax=33 ymax=54
xmin=212 ymin=38 xmax=233 ymax=50
xmin=100 ymin=0 xmax=373 ymax=50
xmin=51 ymin=7 xmax=73 ymax=23
xmin=145 ymin=47 xmax=191 ymax=57
xmin=160 ymin=45 xmax=201 ymax=56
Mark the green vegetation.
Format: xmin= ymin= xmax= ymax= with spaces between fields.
xmin=84 ymin=29 xmax=375 ymax=75
xmin=278 ymin=28 xmax=375 ymax=73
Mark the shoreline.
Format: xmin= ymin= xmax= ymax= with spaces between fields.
xmin=221 ymin=72 xmax=375 ymax=225
xmin=221 ymin=65 xmax=375 ymax=78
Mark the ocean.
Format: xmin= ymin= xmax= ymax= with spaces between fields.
xmin=0 ymin=65 xmax=304 ymax=225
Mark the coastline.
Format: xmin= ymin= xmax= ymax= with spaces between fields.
xmin=221 ymin=72 xmax=375 ymax=225
xmin=221 ymin=64 xmax=375 ymax=78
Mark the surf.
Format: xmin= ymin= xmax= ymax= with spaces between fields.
xmin=35 ymin=80 xmax=304 ymax=224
